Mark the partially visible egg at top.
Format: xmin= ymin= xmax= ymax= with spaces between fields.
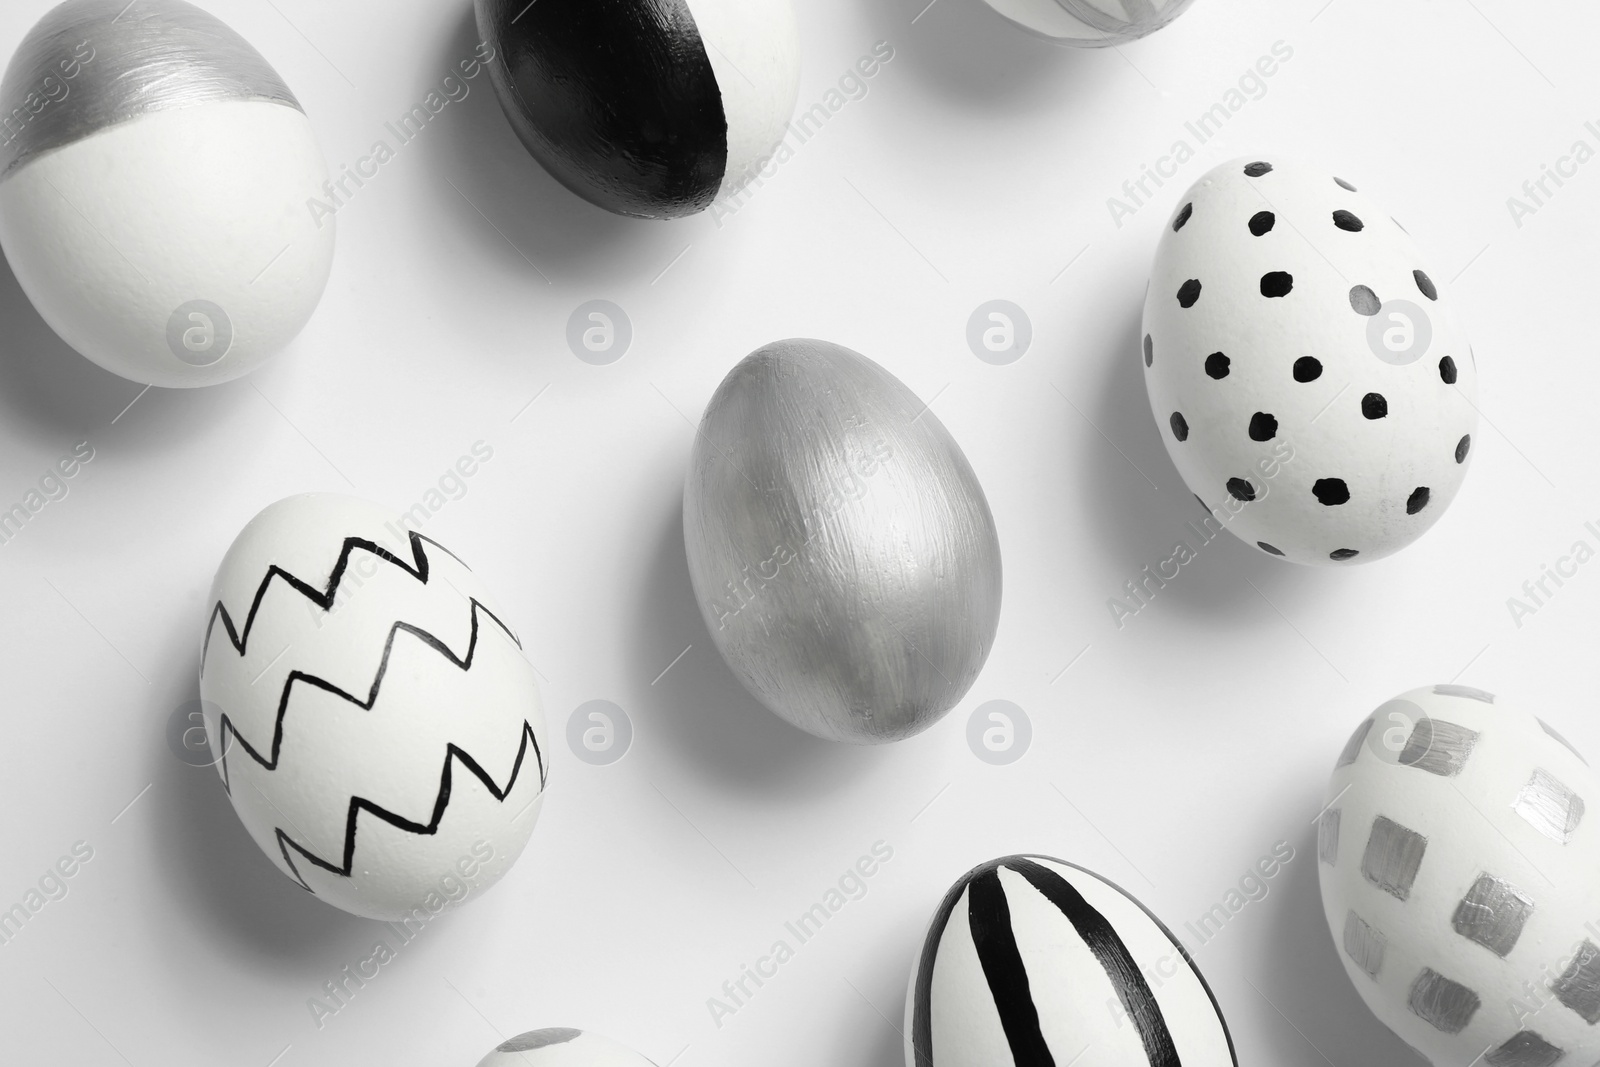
xmin=0 ymin=0 xmax=335 ymax=387
xmin=1319 ymin=686 xmax=1600 ymax=1066
xmin=475 ymin=0 xmax=800 ymax=219
xmin=980 ymin=0 xmax=1199 ymax=45
xmin=1142 ymin=157 xmax=1478 ymax=565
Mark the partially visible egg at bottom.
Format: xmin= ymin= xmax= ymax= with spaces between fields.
xmin=476 ymin=1029 xmax=657 ymax=1066
xmin=1142 ymin=157 xmax=1477 ymax=565
xmin=1319 ymin=685 xmax=1600 ymax=1065
xmin=906 ymin=855 xmax=1237 ymax=1066
xmin=0 ymin=0 xmax=334 ymax=387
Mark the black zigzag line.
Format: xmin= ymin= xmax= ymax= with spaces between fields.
xmin=201 ymin=530 xmax=485 ymax=674
xmin=274 ymin=719 xmax=545 ymax=893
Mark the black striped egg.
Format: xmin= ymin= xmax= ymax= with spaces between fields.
xmin=199 ymin=494 xmax=548 ymax=921
xmin=476 ymin=1029 xmax=656 ymax=1066
xmin=1319 ymin=686 xmax=1600 ymax=1065
xmin=1142 ymin=157 xmax=1478 ymax=565
xmin=475 ymin=0 xmax=800 ymax=219
xmin=906 ymin=855 xmax=1236 ymax=1066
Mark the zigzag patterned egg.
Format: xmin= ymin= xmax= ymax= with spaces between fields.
xmin=1319 ymin=686 xmax=1600 ymax=1065
xmin=1143 ymin=157 xmax=1478 ymax=565
xmin=979 ymin=0 xmax=1199 ymax=45
xmin=475 ymin=0 xmax=800 ymax=219
xmin=0 ymin=0 xmax=335 ymax=387
xmin=476 ymin=1029 xmax=657 ymax=1066
xmin=199 ymin=494 xmax=548 ymax=921
xmin=906 ymin=855 xmax=1237 ymax=1066
xmin=684 ymin=338 xmax=1003 ymax=745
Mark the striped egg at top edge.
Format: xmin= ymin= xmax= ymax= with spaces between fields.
xmin=905 ymin=855 xmax=1237 ymax=1067
xmin=475 ymin=0 xmax=800 ymax=220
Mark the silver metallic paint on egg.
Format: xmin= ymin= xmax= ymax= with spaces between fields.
xmin=684 ymin=339 xmax=1002 ymax=745
xmin=0 ymin=0 xmax=301 ymax=179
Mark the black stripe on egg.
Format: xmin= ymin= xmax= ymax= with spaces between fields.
xmin=911 ymin=855 xmax=1237 ymax=1067
xmin=476 ymin=0 xmax=728 ymax=219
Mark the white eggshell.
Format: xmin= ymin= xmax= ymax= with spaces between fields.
xmin=980 ymin=0 xmax=1198 ymax=45
xmin=199 ymin=495 xmax=547 ymax=921
xmin=1319 ymin=685 xmax=1600 ymax=1065
xmin=476 ymin=1029 xmax=657 ymax=1066
xmin=1142 ymin=157 xmax=1478 ymax=565
xmin=0 ymin=101 xmax=333 ymax=387
xmin=684 ymin=0 xmax=801 ymax=194
xmin=905 ymin=855 xmax=1236 ymax=1066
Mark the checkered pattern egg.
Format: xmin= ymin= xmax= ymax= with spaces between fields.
xmin=475 ymin=1029 xmax=656 ymax=1066
xmin=1142 ymin=158 xmax=1478 ymax=565
xmin=1318 ymin=686 xmax=1600 ymax=1065
xmin=904 ymin=855 xmax=1236 ymax=1066
xmin=979 ymin=0 xmax=1199 ymax=45
xmin=200 ymin=494 xmax=548 ymax=921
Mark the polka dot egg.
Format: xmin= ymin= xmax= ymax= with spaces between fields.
xmin=1142 ymin=158 xmax=1478 ymax=564
xmin=1318 ymin=686 xmax=1600 ymax=1065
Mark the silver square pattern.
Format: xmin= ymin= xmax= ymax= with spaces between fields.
xmin=1337 ymin=717 xmax=1373 ymax=769
xmin=1484 ymin=1031 xmax=1564 ymax=1067
xmin=1514 ymin=769 xmax=1585 ymax=844
xmin=1407 ymin=967 xmax=1481 ymax=1034
xmin=1552 ymin=939 xmax=1600 ymax=1024
xmin=1434 ymin=684 xmax=1496 ymax=704
xmin=1539 ymin=718 xmax=1588 ymax=765
xmin=1342 ymin=910 xmax=1386 ymax=980
xmin=1451 ymin=874 xmax=1534 ymax=957
xmin=1399 ymin=717 xmax=1480 ymax=777
xmin=1318 ymin=809 xmax=1340 ymax=866
xmin=1362 ymin=815 xmax=1428 ymax=901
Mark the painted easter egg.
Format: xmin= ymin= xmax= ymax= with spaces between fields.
xmin=199 ymin=494 xmax=548 ymax=921
xmin=683 ymin=338 xmax=1003 ymax=745
xmin=0 ymin=0 xmax=335 ymax=387
xmin=475 ymin=0 xmax=800 ymax=219
xmin=1318 ymin=686 xmax=1600 ymax=1065
xmin=476 ymin=1029 xmax=657 ymax=1066
xmin=906 ymin=855 xmax=1237 ymax=1066
xmin=1142 ymin=157 xmax=1478 ymax=565
xmin=980 ymin=0 xmax=1199 ymax=45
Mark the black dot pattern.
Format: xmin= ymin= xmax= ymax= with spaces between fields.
xmin=1261 ymin=272 xmax=1294 ymax=298
xmin=1258 ymin=542 xmax=1284 ymax=556
xmin=1335 ymin=177 xmax=1357 ymax=191
xmin=1407 ymin=487 xmax=1431 ymax=515
xmin=1173 ymin=203 xmax=1193 ymax=232
xmin=1205 ymin=352 xmax=1230 ymax=379
xmin=1178 ymin=279 xmax=1202 ymax=308
xmin=1294 ymin=357 xmax=1322 ymax=382
xmin=1350 ymin=286 xmax=1381 ymax=315
xmin=1330 ymin=548 xmax=1360 ymax=561
xmin=1144 ymin=334 xmax=1153 ymax=367
xmin=1314 ymin=478 xmax=1351 ymax=506
xmin=1439 ymin=356 xmax=1457 ymax=384
xmin=1362 ymin=393 xmax=1388 ymax=420
xmin=1170 ymin=412 xmax=1189 ymax=441
xmin=1227 ymin=477 xmax=1257 ymax=502
xmin=1249 ymin=211 xmax=1275 ymax=236
xmin=1414 ymin=270 xmax=1437 ymax=301
xmin=1333 ymin=210 xmax=1365 ymax=232
xmin=1244 ymin=161 xmax=1274 ymax=177
xmin=1457 ymin=435 xmax=1472 ymax=464
xmin=1248 ymin=412 xmax=1278 ymax=441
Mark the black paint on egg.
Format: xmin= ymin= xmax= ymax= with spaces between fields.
xmin=909 ymin=855 xmax=1237 ymax=1067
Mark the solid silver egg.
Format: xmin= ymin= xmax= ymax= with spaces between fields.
xmin=684 ymin=338 xmax=1003 ymax=744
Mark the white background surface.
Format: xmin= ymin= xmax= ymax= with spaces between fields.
xmin=0 ymin=0 xmax=1593 ymax=1064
